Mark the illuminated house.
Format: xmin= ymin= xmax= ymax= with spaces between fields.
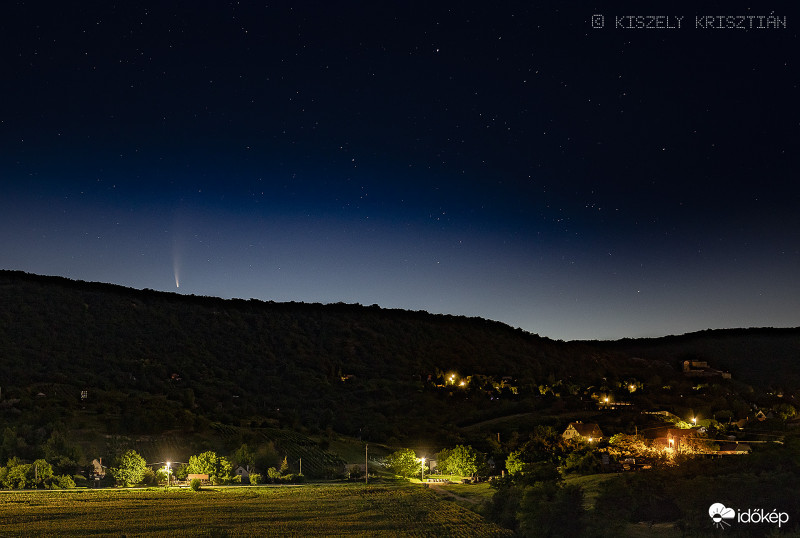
xmin=653 ymin=428 xmax=697 ymax=451
xmin=562 ymin=422 xmax=603 ymax=442
xmin=682 ymin=360 xmax=731 ymax=379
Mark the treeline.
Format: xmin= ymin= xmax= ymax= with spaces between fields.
xmin=0 ymin=458 xmax=76 ymax=490
xmin=594 ymin=327 xmax=800 ymax=388
xmin=0 ymin=270 xmax=666 ymax=443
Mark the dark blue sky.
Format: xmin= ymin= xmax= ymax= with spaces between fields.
xmin=1 ymin=2 xmax=798 ymax=340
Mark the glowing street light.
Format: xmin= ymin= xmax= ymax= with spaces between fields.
xmin=166 ymin=462 xmax=171 ymax=487
xmin=419 ymin=457 xmax=426 ymax=481
xmin=692 ymin=417 xmax=697 ymax=426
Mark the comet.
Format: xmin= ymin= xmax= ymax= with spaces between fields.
xmin=173 ymin=254 xmax=180 ymax=288
xmin=173 ymin=243 xmax=181 ymax=288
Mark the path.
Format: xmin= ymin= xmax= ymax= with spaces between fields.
xmin=427 ymin=483 xmax=478 ymax=505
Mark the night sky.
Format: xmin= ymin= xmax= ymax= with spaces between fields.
xmin=1 ymin=3 xmax=798 ymax=341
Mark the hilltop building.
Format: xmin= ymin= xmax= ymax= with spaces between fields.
xmin=682 ymin=360 xmax=731 ymax=379
xmin=562 ymin=421 xmax=603 ymax=442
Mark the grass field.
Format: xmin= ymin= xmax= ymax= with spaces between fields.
xmin=434 ymin=482 xmax=495 ymax=506
xmin=0 ymin=483 xmax=512 ymax=537
xmin=564 ymin=472 xmax=621 ymax=510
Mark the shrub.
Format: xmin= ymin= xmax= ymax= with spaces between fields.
xmin=267 ymin=467 xmax=281 ymax=482
xmin=348 ymin=465 xmax=363 ymax=479
xmin=57 ymin=475 xmax=76 ymax=489
xmin=139 ymin=468 xmax=156 ymax=487
xmin=190 ymin=478 xmax=201 ymax=491
xmin=249 ymin=473 xmax=261 ymax=485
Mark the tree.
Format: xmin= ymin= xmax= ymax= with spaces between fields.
xmin=505 ymin=453 xmax=560 ymax=486
xmin=563 ymin=449 xmax=600 ymax=475
xmin=518 ymin=483 xmax=586 ymax=537
xmin=31 ymin=459 xmax=54 ymax=486
xmin=231 ymin=444 xmax=255 ymax=469
xmin=55 ymin=474 xmax=75 ymax=489
xmin=439 ymin=445 xmax=485 ymax=477
xmin=175 ymin=463 xmax=189 ymax=481
xmin=267 ymin=467 xmax=281 ymax=482
xmin=2 ymin=457 xmax=32 ymax=489
xmin=505 ymin=450 xmax=528 ymax=475
xmin=42 ymin=431 xmax=82 ymax=476
xmin=386 ymin=448 xmax=421 ymax=478
xmin=608 ymin=433 xmax=648 ymax=458
xmin=111 ymin=450 xmax=147 ymax=487
xmin=254 ymin=442 xmax=280 ymax=472
xmin=156 ymin=467 xmax=170 ymax=485
xmin=187 ymin=451 xmax=233 ymax=484
xmin=435 ymin=448 xmax=452 ymax=473
xmin=279 ymin=455 xmax=289 ymax=475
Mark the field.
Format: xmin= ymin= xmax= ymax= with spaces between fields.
xmin=0 ymin=483 xmax=512 ymax=537
xmin=564 ymin=473 xmax=621 ymax=510
xmin=433 ymin=481 xmax=495 ymax=507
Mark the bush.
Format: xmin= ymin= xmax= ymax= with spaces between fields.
xmin=348 ymin=465 xmax=363 ymax=479
xmin=248 ymin=473 xmax=261 ymax=485
xmin=57 ymin=475 xmax=76 ymax=489
xmin=190 ymin=478 xmax=201 ymax=491
xmin=267 ymin=467 xmax=281 ymax=482
xmin=139 ymin=468 xmax=156 ymax=487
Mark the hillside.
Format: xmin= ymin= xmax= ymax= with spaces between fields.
xmin=1 ymin=270 xmax=797 ymax=454
xmin=593 ymin=327 xmax=800 ymax=388
xmin=0 ymin=272 xmax=659 ymax=436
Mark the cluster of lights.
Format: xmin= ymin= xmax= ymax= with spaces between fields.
xmin=446 ymin=373 xmax=468 ymax=387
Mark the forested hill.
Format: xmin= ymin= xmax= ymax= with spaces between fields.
xmin=1 ymin=270 xmax=603 ymax=383
xmin=0 ymin=270 xmax=796 ymax=442
xmin=591 ymin=327 xmax=800 ymax=389
xmin=0 ymin=270 xmax=658 ymax=438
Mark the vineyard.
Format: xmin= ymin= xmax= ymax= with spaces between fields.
xmin=0 ymin=483 xmax=511 ymax=536
xmin=210 ymin=422 xmax=348 ymax=477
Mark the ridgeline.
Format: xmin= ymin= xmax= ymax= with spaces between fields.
xmin=1 ymin=270 xmax=798 ymax=448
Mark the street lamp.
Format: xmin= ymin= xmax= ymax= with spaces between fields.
xmin=692 ymin=417 xmax=697 ymax=426
xmin=166 ymin=462 xmax=171 ymax=487
xmin=419 ymin=457 xmax=425 ymax=482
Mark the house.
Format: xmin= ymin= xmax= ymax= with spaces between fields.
xmin=653 ymin=428 xmax=696 ymax=451
xmin=682 ymin=360 xmax=732 ymax=380
xmin=187 ymin=473 xmax=210 ymax=484
xmin=562 ymin=422 xmax=603 ymax=442
xmin=234 ymin=465 xmax=251 ymax=481
xmin=90 ymin=458 xmax=106 ymax=479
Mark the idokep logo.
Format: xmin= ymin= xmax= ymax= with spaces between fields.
xmin=709 ymin=502 xmax=790 ymax=530
xmin=709 ymin=503 xmax=735 ymax=529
